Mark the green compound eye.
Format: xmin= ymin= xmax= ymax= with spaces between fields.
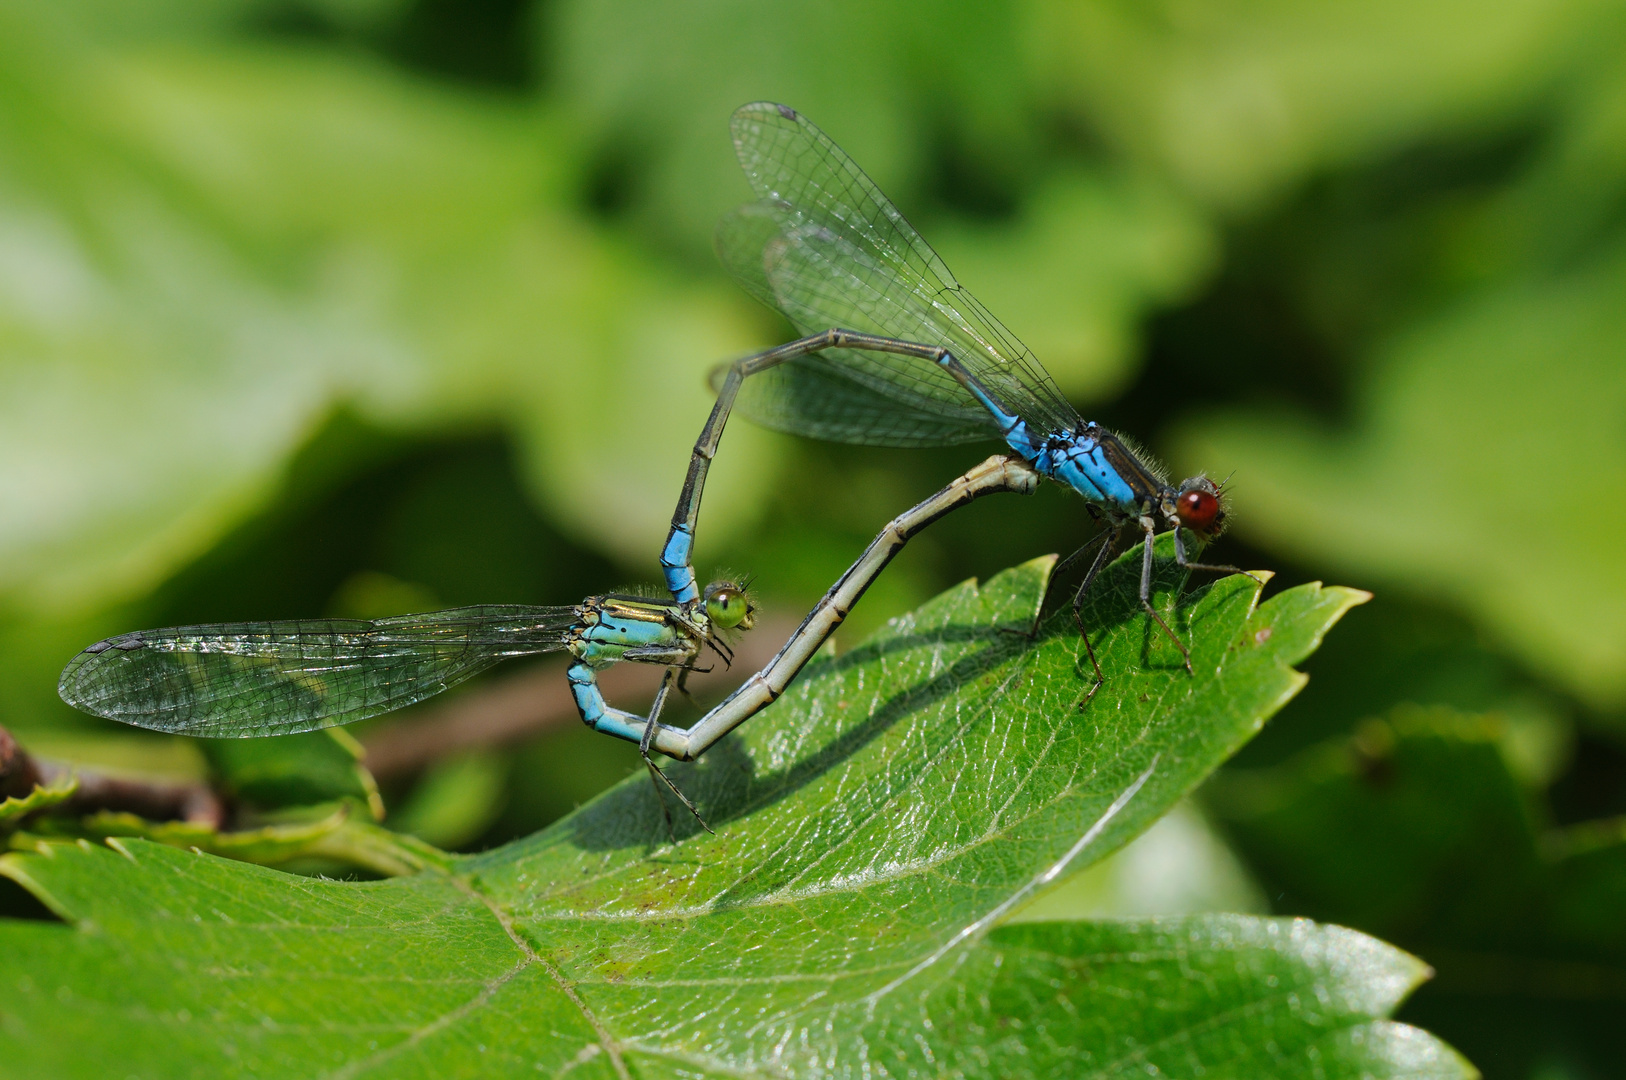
xmin=703 ymin=582 xmax=755 ymax=630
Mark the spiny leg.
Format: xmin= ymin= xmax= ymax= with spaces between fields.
xmin=1172 ymin=527 xmax=1266 ymax=586
xmin=640 ymin=669 xmax=713 ymax=838
xmin=674 ymin=664 xmax=699 ymax=708
xmin=1031 ymin=505 xmax=1107 ymax=632
xmin=1139 ymin=524 xmax=1194 ymax=675
xmin=1068 ymin=524 xmax=1120 ymax=702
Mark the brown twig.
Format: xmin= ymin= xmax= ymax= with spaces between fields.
xmin=53 ymin=763 xmax=226 ymax=827
xmin=360 ymin=615 xmax=799 ymax=780
xmin=0 ymin=723 xmax=225 ymax=828
xmin=0 ymin=725 xmax=44 ymax=800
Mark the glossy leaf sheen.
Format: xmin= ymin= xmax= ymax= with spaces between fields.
xmin=0 ymin=554 xmax=1465 ymax=1077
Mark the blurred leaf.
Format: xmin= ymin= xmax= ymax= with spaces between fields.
xmin=515 ymin=273 xmax=779 ymax=566
xmin=1213 ymin=706 xmax=1544 ymax=945
xmin=1211 ymin=704 xmax=1626 ymax=1077
xmin=476 ymin=720 xmax=642 ymax=844
xmin=325 ymin=569 xmax=440 ymax=619
xmin=7 ymin=731 xmax=207 ymax=780
xmin=203 ymin=728 xmax=383 ymax=819
xmin=0 ymin=20 xmax=780 ymax=617
xmin=0 ymin=775 xmax=77 ymax=826
xmin=18 ymin=803 xmax=444 ymax=878
xmin=549 ymin=3 xmax=1215 ymax=401
xmin=10 ymin=1 xmax=260 ymax=48
xmin=385 ymin=749 xmax=506 ymax=849
xmin=1546 ymin=817 xmax=1626 ymax=960
xmin=1213 ymin=702 xmax=1626 ymax=966
xmin=1232 ymin=593 xmax=1572 ymax=780
xmin=300 ymin=0 xmax=413 ymax=35
xmin=550 ymin=0 xmax=1035 ymax=253
xmin=1432 ymin=46 xmax=1626 ymax=286
xmin=934 ymin=167 xmax=1216 ymax=399
xmin=1036 ymin=0 xmax=1617 ymax=211
xmin=0 ymin=553 xmax=1418 ymax=1075
xmin=1179 ymin=241 xmax=1626 ymax=710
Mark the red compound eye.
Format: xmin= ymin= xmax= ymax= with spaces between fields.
xmin=1176 ymin=489 xmax=1221 ymax=534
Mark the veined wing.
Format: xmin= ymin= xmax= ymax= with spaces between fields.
xmin=58 ymin=606 xmax=581 ymax=738
xmin=717 ymin=204 xmax=995 ymax=445
xmin=717 ymin=102 xmax=1081 ymax=447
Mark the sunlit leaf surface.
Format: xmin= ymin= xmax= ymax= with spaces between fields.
xmin=0 ymin=553 xmax=1467 ymax=1077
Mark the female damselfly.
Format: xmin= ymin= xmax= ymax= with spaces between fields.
xmin=60 ymin=580 xmax=756 ymax=829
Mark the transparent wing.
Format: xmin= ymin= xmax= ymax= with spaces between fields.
xmin=712 ymin=346 xmax=997 ymax=446
xmin=58 ymin=606 xmax=582 ymax=738
xmin=717 ymin=205 xmax=995 ymax=446
xmin=717 ymin=102 xmax=1081 ymax=447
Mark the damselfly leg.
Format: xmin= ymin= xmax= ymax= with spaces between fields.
xmin=662 ymin=328 xmax=956 ymax=607
xmin=640 ymin=668 xmax=712 ymax=838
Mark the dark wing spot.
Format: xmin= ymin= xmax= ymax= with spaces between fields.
xmin=114 ymin=635 xmax=147 ymax=652
xmin=776 ymin=103 xmax=797 ymax=120
xmin=84 ymin=639 xmax=115 ymax=654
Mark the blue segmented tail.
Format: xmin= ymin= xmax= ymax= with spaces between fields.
xmin=661 ymin=528 xmax=698 ymax=604
xmin=567 ymin=661 xmax=650 ymax=743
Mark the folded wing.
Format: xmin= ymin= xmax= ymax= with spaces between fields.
xmin=58 ymin=606 xmax=579 ymax=737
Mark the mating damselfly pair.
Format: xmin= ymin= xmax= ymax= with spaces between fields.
xmin=60 ymin=103 xmax=1253 ymax=833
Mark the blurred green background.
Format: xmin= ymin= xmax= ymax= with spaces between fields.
xmin=3 ymin=1 xmax=1625 ymax=1076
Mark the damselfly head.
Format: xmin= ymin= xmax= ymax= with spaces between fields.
xmin=1171 ymin=476 xmax=1227 ymax=538
xmin=702 ymin=579 xmax=757 ymax=632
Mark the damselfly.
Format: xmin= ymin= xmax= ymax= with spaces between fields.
xmin=662 ymin=103 xmax=1255 ymax=687
xmin=643 ymin=452 xmax=1036 ymax=764
xmin=59 ymin=580 xmax=757 ymax=829
xmin=58 ymin=453 xmax=1038 ymax=832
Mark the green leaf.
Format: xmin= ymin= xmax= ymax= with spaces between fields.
xmin=1208 ymin=704 xmax=1623 ymax=1074
xmin=1210 ymin=706 xmax=1545 ymax=941
xmin=0 ymin=841 xmax=1463 ymax=1078
xmin=0 ymin=20 xmax=780 ymax=617
xmin=202 ymin=727 xmax=383 ymax=819
xmin=0 ymin=775 xmax=77 ymax=826
xmin=0 ymin=553 xmax=1460 ymax=1077
xmin=1036 ymin=0 xmax=1605 ymax=210
xmin=1178 ymin=241 xmax=1626 ymax=710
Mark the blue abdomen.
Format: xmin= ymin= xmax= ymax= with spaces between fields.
xmin=567 ymin=660 xmax=646 ymax=741
xmin=661 ymin=529 xmax=698 ymax=603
